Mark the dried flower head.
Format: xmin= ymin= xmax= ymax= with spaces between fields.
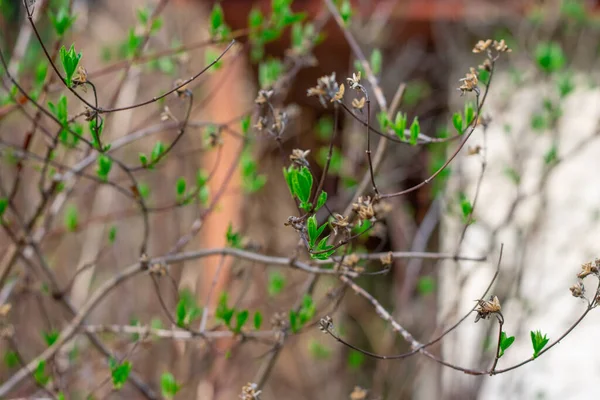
xmin=72 ymin=65 xmax=88 ymax=88
xmin=332 ymin=83 xmax=345 ymax=102
xmin=173 ymin=79 xmax=190 ymax=97
xmin=472 ymin=39 xmax=492 ymax=53
xmin=570 ymin=281 xmax=585 ymax=298
xmin=319 ymin=315 xmax=333 ymax=332
xmin=290 ymin=149 xmax=310 ymax=167
xmin=577 ymin=261 xmax=599 ymax=279
xmin=380 ymin=252 xmax=393 ymax=266
xmin=0 ymin=303 xmax=11 ymax=317
xmin=493 ymin=39 xmax=511 ymax=53
xmin=240 ymin=382 xmax=262 ymax=400
xmin=347 ymin=71 xmax=362 ymax=90
xmin=255 ymin=89 xmax=274 ymax=104
xmin=352 ymin=96 xmax=366 ymax=111
xmin=350 ymin=386 xmax=368 ymax=400
xmin=331 ymin=213 xmax=351 ymax=236
xmin=474 ymin=295 xmax=501 ymax=322
xmin=307 ymin=72 xmax=342 ymax=108
xmin=352 ymin=196 xmax=375 ymax=223
xmin=272 ymin=110 xmax=288 ymax=133
xmin=270 ymin=312 xmax=287 ymax=330
xmin=254 ymin=116 xmax=266 ymax=132
xmin=458 ymin=67 xmax=479 ymax=96
xmin=468 ymin=145 xmax=482 ymax=155
xmin=478 ymin=58 xmax=493 ymax=72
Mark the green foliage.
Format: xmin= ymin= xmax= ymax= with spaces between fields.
xmin=459 ymin=192 xmax=473 ymax=224
xmin=409 ymin=117 xmax=420 ymax=145
xmin=417 ymin=276 xmax=435 ymax=296
xmin=0 ymin=197 xmax=7 ymax=218
xmin=151 ymin=141 xmax=166 ymax=164
xmin=530 ymin=330 xmax=550 ymax=358
xmin=215 ymin=292 xmax=235 ymax=326
xmin=464 ymin=102 xmax=475 ymax=126
xmin=176 ymin=177 xmax=187 ymax=200
xmin=347 ymin=350 xmax=365 ymax=369
xmin=43 ymin=330 xmax=59 ymax=347
xmin=499 ymin=331 xmax=515 ymax=358
xmin=48 ymin=94 xmax=79 ymax=147
xmin=109 ymin=359 xmax=132 ymax=390
xmin=504 ymin=167 xmax=521 ymax=185
xmin=241 ymin=148 xmax=267 ymax=193
xmin=393 ymin=112 xmax=407 ymax=140
xmin=253 ymin=311 xmax=263 ymax=330
xmin=241 ymin=115 xmax=251 ymax=135
xmin=556 ymin=72 xmax=575 ymax=98
xmin=49 ymin=6 xmax=76 ymax=36
xmin=534 ymin=42 xmax=566 ymax=73
xmin=338 ymin=0 xmax=353 ymax=24
xmin=3 ymin=351 xmax=18 ymax=368
xmin=315 ymin=191 xmax=328 ymax=211
xmin=309 ymin=340 xmax=332 ymax=360
xmin=34 ymin=360 xmax=50 ymax=386
xmin=175 ymin=288 xmax=202 ymax=328
xmin=225 ymin=223 xmax=243 ymax=249
xmin=370 ymin=49 xmax=382 ymax=75
xmin=234 ymin=309 xmax=249 ymax=333
xmin=64 ymin=204 xmax=78 ymax=232
xmin=452 ymin=112 xmax=463 ymax=134
xmin=268 ymin=271 xmax=285 ymax=296
xmin=96 ymin=155 xmax=112 ymax=181
xmin=205 ymin=47 xmax=224 ymax=72
xmin=196 ymin=169 xmax=210 ymax=205
xmin=289 ymin=295 xmax=316 ymax=333
xmin=137 ymin=182 xmax=151 ymax=200
xmin=259 ymin=58 xmax=284 ymax=88
xmin=88 ymin=118 xmax=104 ymax=150
xmin=160 ymin=372 xmax=181 ymax=400
xmin=544 ymin=145 xmax=558 ymax=165
xmin=209 ymin=3 xmax=230 ymax=40
xmin=59 ymin=44 xmax=82 ymax=87
xmin=306 ymin=215 xmax=331 ymax=259
xmin=283 ymin=165 xmax=314 ymax=211
xmin=377 ymin=111 xmax=390 ymax=130
xmin=561 ymin=0 xmax=587 ymax=23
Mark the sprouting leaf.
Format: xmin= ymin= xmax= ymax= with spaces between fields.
xmin=34 ymin=360 xmax=50 ymax=386
xmin=241 ymin=115 xmax=251 ymax=135
xmin=225 ymin=223 xmax=243 ymax=249
xmin=347 ymin=350 xmax=364 ymax=369
xmin=534 ymin=42 xmax=566 ymax=73
xmin=64 ymin=204 xmax=78 ymax=232
xmin=215 ymin=292 xmax=235 ymax=327
xmin=307 ymin=215 xmax=318 ymax=247
xmin=409 ymin=117 xmax=420 ymax=145
xmin=42 ymin=330 xmax=59 ymax=347
xmin=4 ymin=351 xmax=18 ymax=368
xmin=59 ymin=44 xmax=82 ymax=87
xmin=176 ymin=177 xmax=187 ymax=197
xmin=151 ymin=141 xmax=166 ymax=164
xmin=459 ymin=192 xmax=473 ymax=223
xmin=452 ymin=112 xmax=463 ymax=134
xmin=139 ymin=153 xmax=148 ymax=166
xmin=530 ymin=330 xmax=549 ymax=358
xmin=49 ymin=6 xmax=76 ymax=36
xmin=464 ymin=102 xmax=475 ymax=126
xmin=544 ymin=145 xmax=558 ymax=165
xmin=268 ymin=271 xmax=285 ymax=297
xmin=315 ymin=191 xmax=327 ymax=211
xmin=393 ymin=112 xmax=407 ymax=140
xmin=499 ymin=331 xmax=515 ymax=358
xmin=253 ymin=311 xmax=262 ymax=330
xmin=234 ymin=310 xmax=249 ymax=333
xmin=110 ymin=359 xmax=132 ymax=390
xmin=370 ymin=48 xmax=382 ymax=75
xmin=160 ymin=372 xmax=181 ymax=400
xmin=96 ymin=155 xmax=112 ymax=181
xmin=0 ymin=197 xmax=7 ymax=218
xmin=209 ymin=3 xmax=225 ymax=38
xmin=417 ymin=276 xmax=435 ymax=295
xmin=339 ymin=0 xmax=352 ymax=24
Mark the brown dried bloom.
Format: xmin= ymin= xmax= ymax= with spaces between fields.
xmin=352 ymin=196 xmax=375 ymax=223
xmin=352 ymin=96 xmax=366 ymax=111
xmin=255 ymin=89 xmax=274 ymax=104
xmin=240 ymin=382 xmax=261 ymax=400
xmin=570 ymin=281 xmax=585 ymax=298
xmin=468 ymin=145 xmax=482 ymax=155
xmin=340 ymin=253 xmax=363 ymax=273
xmin=472 ymin=39 xmax=492 ymax=53
xmin=474 ymin=295 xmax=501 ymax=323
xmin=307 ymin=72 xmax=342 ymax=108
xmin=577 ymin=261 xmax=599 ymax=279
xmin=72 ymin=65 xmax=88 ymax=88
xmin=458 ymin=67 xmax=479 ymax=96
xmin=173 ymin=79 xmax=190 ymax=97
xmin=493 ymin=39 xmax=511 ymax=53
xmin=290 ymin=149 xmax=310 ymax=167
xmin=346 ymin=71 xmax=362 ymax=90
xmin=350 ymin=386 xmax=368 ymax=400
xmin=478 ymin=58 xmax=493 ymax=72
xmin=380 ymin=252 xmax=393 ymax=266
xmin=331 ymin=213 xmax=351 ymax=236
xmin=0 ymin=303 xmax=11 ymax=317
xmin=332 ymin=83 xmax=345 ymax=102
xmin=319 ymin=315 xmax=333 ymax=332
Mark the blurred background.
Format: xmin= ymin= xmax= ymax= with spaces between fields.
xmin=2 ymin=0 xmax=600 ymax=399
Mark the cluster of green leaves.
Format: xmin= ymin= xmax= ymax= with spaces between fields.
xmin=291 ymin=21 xmax=324 ymax=55
xmin=458 ymin=192 xmax=474 ymax=224
xmin=139 ymin=141 xmax=166 ymax=168
xmin=48 ymin=94 xmax=83 ymax=147
xmin=225 ymin=223 xmax=244 ymax=249
xmin=246 ymin=0 xmax=306 ymax=61
xmin=452 ymin=103 xmax=476 ymax=135
xmin=258 ymin=58 xmax=284 ymax=89
xmin=175 ymin=288 xmax=203 ymax=328
xmin=209 ymin=4 xmax=231 ymax=40
xmin=116 ymin=6 xmax=163 ymax=60
xmin=88 ymin=118 xmax=108 ymax=151
xmin=530 ymin=330 xmax=549 ymax=358
xmin=535 ymin=42 xmax=566 ymax=74
xmin=377 ymin=111 xmax=420 ymax=145
xmin=96 ymin=155 xmax=112 ymax=182
xmin=306 ymin=215 xmax=335 ymax=260
xmin=64 ymin=204 xmax=79 ymax=232
xmin=289 ymin=294 xmax=316 ymax=333
xmin=215 ymin=293 xmax=262 ymax=333
xmin=160 ymin=372 xmax=181 ymax=399
xmin=109 ymin=358 xmax=132 ymax=390
xmin=498 ymin=331 xmax=515 ymax=358
xmin=240 ymin=148 xmax=267 ymax=193
xmin=59 ymin=44 xmax=81 ymax=88
xmin=334 ymin=0 xmax=353 ymax=25
xmin=49 ymin=5 xmax=76 ymax=36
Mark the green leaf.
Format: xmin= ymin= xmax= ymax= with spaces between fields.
xmin=249 ymin=8 xmax=264 ymax=29
xmin=298 ymin=295 xmax=315 ymax=324
xmin=311 ymin=236 xmax=335 ymax=260
xmin=544 ymin=145 xmax=558 ymax=164
xmin=49 ymin=6 xmax=76 ymax=36
xmin=293 ymin=166 xmax=313 ymax=203
xmin=151 ymin=141 xmax=165 ymax=163
xmin=215 ymin=292 xmax=235 ymax=326
xmin=556 ymin=72 xmax=575 ymax=98
xmin=258 ymin=58 xmax=284 ymax=88
xmin=370 ymin=49 xmax=382 ymax=75
xmin=534 ymin=42 xmax=566 ymax=73
xmin=409 ymin=117 xmax=420 ymax=145
xmin=253 ymin=311 xmax=262 ymax=330
xmin=289 ymin=310 xmax=299 ymax=333
xmin=417 ymin=276 xmax=435 ymax=296
xmin=452 ymin=112 xmax=463 ymax=134
xmin=307 ymin=215 xmax=318 ymax=247
xmin=241 ymin=115 xmax=251 ymax=135
xmin=464 ymin=102 xmax=475 ymax=126
xmin=4 ymin=351 xmax=18 ymax=368
xmin=108 ymin=225 xmax=117 ymax=244
xmin=110 ymin=359 xmax=132 ymax=390
xmin=59 ymin=44 xmax=82 ymax=87
xmin=393 ymin=112 xmax=407 ymax=140
xmin=498 ymin=331 xmax=515 ymax=358
xmin=64 ymin=204 xmax=78 ymax=232
xmin=0 ymin=197 xmax=7 ymax=218
xmin=139 ymin=153 xmax=148 ymax=166
xmin=137 ymin=182 xmax=150 ymax=199
xmin=459 ymin=193 xmax=473 ymax=223
xmin=226 ymin=223 xmax=243 ymax=248
xmin=347 ymin=350 xmax=364 ymax=370
xmin=339 ymin=0 xmax=352 ymax=24
xmin=176 ymin=177 xmax=187 ymax=197
xmin=34 ymin=360 xmax=50 ymax=386
xmin=530 ymin=330 xmax=549 ymax=358
xmin=234 ymin=310 xmax=249 ymax=333
xmin=43 ymin=330 xmax=59 ymax=347
xmin=137 ymin=7 xmax=150 ymax=24
xmin=377 ymin=111 xmax=389 ymax=130
xmin=160 ymin=372 xmax=181 ymax=400
xmin=96 ymin=155 xmax=112 ymax=181
xmin=268 ymin=271 xmax=285 ymax=297
xmin=209 ymin=4 xmax=225 ymax=38
xmin=315 ymin=191 xmax=327 ymax=211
